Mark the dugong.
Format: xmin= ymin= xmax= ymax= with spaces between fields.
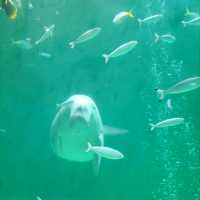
xmin=50 ymin=94 xmax=127 ymax=172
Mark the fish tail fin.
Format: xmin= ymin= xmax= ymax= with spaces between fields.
xmin=35 ymin=40 xmax=39 ymax=45
xmin=56 ymin=103 xmax=61 ymax=108
xmin=149 ymin=123 xmax=156 ymax=131
xmin=154 ymin=33 xmax=160 ymax=43
xmin=128 ymin=9 xmax=134 ymax=18
xmin=86 ymin=142 xmax=92 ymax=152
xmin=137 ymin=18 xmax=142 ymax=26
xmin=185 ymin=7 xmax=190 ymax=16
xmin=69 ymin=41 xmax=75 ymax=48
xmin=182 ymin=21 xmax=186 ymax=27
xmin=0 ymin=129 xmax=6 ymax=134
xmin=155 ymin=88 xmax=165 ymax=100
xmin=102 ymin=54 xmax=109 ymax=64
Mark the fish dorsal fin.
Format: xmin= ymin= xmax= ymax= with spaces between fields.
xmin=154 ymin=33 xmax=160 ymax=43
xmin=103 ymin=125 xmax=128 ymax=135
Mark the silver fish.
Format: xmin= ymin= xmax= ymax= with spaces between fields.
xmin=35 ymin=24 xmax=55 ymax=45
xmin=102 ymin=40 xmax=138 ymax=64
xmin=138 ymin=14 xmax=163 ymax=25
xmin=0 ymin=129 xmax=6 ymax=134
xmin=39 ymin=52 xmax=52 ymax=58
xmin=150 ymin=118 xmax=184 ymax=131
xmin=69 ymin=27 xmax=101 ymax=48
xmin=154 ymin=33 xmax=176 ymax=43
xmin=12 ymin=38 xmax=33 ymax=49
xmin=112 ymin=10 xmax=134 ymax=24
xmin=166 ymin=99 xmax=173 ymax=110
xmin=156 ymin=76 xmax=200 ymax=100
xmin=51 ymin=95 xmax=127 ymax=173
xmin=182 ymin=16 xmax=200 ymax=27
xmin=28 ymin=2 xmax=33 ymax=9
xmin=86 ymin=143 xmax=124 ymax=160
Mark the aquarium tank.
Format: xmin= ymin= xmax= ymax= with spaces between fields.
xmin=0 ymin=0 xmax=200 ymax=200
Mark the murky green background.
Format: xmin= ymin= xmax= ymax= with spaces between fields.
xmin=0 ymin=0 xmax=200 ymax=199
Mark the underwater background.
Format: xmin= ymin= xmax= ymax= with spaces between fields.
xmin=0 ymin=0 xmax=200 ymax=199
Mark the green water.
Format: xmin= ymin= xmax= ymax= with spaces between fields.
xmin=0 ymin=0 xmax=200 ymax=199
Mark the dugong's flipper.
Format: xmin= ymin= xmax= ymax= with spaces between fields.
xmin=92 ymin=155 xmax=101 ymax=176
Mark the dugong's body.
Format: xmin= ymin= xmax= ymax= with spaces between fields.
xmin=51 ymin=95 xmax=104 ymax=162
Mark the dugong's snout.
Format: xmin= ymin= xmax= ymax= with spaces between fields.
xmin=69 ymin=105 xmax=92 ymax=124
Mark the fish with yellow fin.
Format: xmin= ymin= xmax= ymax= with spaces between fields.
xmin=2 ymin=0 xmax=17 ymax=19
xmin=113 ymin=10 xmax=134 ymax=24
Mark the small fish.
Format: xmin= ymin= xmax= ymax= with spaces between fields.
xmin=189 ymin=166 xmax=200 ymax=170
xmin=2 ymin=0 xmax=17 ymax=19
xmin=12 ymin=38 xmax=33 ymax=49
xmin=55 ymin=10 xmax=59 ymax=15
xmin=86 ymin=142 xmax=124 ymax=160
xmin=155 ymin=76 xmax=200 ymax=100
xmin=150 ymin=118 xmax=184 ymax=131
xmin=154 ymin=33 xmax=176 ymax=43
xmin=166 ymin=99 xmax=173 ymax=110
xmin=102 ymin=40 xmax=138 ymax=64
xmin=28 ymin=1 xmax=33 ymax=9
xmin=35 ymin=24 xmax=55 ymax=45
xmin=69 ymin=27 xmax=101 ymax=48
xmin=0 ymin=129 xmax=6 ymax=133
xmin=137 ymin=14 xmax=163 ymax=26
xmin=39 ymin=52 xmax=52 ymax=58
xmin=182 ymin=16 xmax=200 ymax=27
xmin=184 ymin=8 xmax=199 ymax=19
xmin=112 ymin=10 xmax=134 ymax=24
